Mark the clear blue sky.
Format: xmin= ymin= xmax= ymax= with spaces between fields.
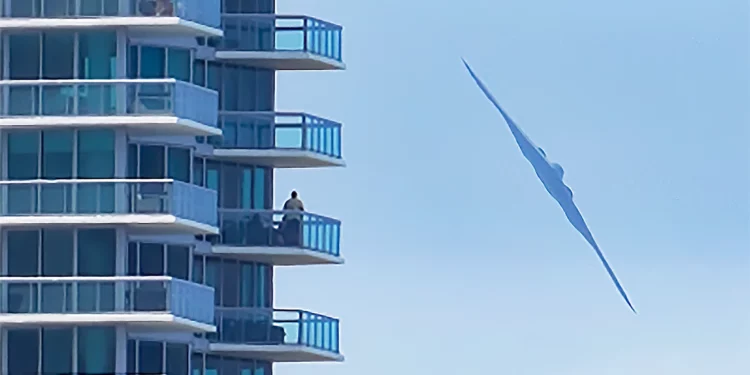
xmin=273 ymin=0 xmax=750 ymax=373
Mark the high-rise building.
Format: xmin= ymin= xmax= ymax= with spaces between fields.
xmin=0 ymin=0 xmax=345 ymax=373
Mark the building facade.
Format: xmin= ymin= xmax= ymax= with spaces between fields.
xmin=0 ymin=0 xmax=345 ymax=373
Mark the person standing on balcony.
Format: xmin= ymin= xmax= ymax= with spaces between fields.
xmin=283 ymin=191 xmax=305 ymax=220
xmin=281 ymin=191 xmax=305 ymax=246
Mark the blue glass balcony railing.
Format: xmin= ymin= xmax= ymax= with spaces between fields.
xmin=2 ymin=0 xmax=221 ymax=29
xmin=214 ymin=112 xmax=342 ymax=159
xmin=212 ymin=308 xmax=340 ymax=354
xmin=0 ymin=276 xmax=215 ymax=326
xmin=216 ymin=209 xmax=341 ymax=257
xmin=0 ymin=79 xmax=219 ymax=128
xmin=0 ymin=179 xmax=218 ymax=228
xmin=220 ymin=14 xmax=343 ymax=63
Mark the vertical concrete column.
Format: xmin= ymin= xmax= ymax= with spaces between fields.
xmin=115 ymin=326 xmax=128 ymax=374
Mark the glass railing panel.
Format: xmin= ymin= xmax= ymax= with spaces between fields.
xmin=0 ymin=179 xmax=218 ymax=228
xmin=0 ymin=79 xmax=219 ymax=129
xmin=216 ymin=209 xmax=341 ymax=257
xmin=2 ymin=0 xmax=221 ymax=30
xmin=0 ymin=276 xmax=215 ymax=326
xmin=213 ymin=308 xmax=340 ymax=354
xmin=220 ymin=14 xmax=343 ymax=62
xmin=215 ymin=112 xmax=342 ymax=159
xmin=170 ymin=180 xmax=219 ymax=227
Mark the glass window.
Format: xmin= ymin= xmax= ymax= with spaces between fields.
xmin=222 ymin=65 xmax=239 ymax=111
xmin=192 ymin=157 xmax=205 ymax=186
xmin=237 ymin=67 xmax=254 ymax=111
xmin=39 ymin=130 xmax=73 ymax=213
xmin=239 ymin=359 xmax=253 ymax=375
xmin=254 ymin=361 xmax=271 ymax=375
xmin=77 ymin=229 xmax=116 ymax=312
xmin=253 ymin=168 xmax=267 ymax=209
xmin=256 ymin=264 xmax=269 ymax=307
xmin=127 ymin=340 xmax=136 ymax=375
xmin=241 ymin=167 xmax=252 ymax=209
xmin=128 ymin=46 xmax=139 ymax=79
xmin=9 ymin=34 xmax=40 ymax=79
xmin=42 ymin=328 xmax=73 ymax=375
xmin=6 ymin=132 xmax=39 ymax=213
xmin=140 ymin=243 xmax=165 ymax=275
xmin=128 ymin=144 xmax=138 ymax=178
xmin=42 ymin=0 xmax=72 ymax=17
xmin=168 ymin=147 xmax=191 ymax=182
xmin=42 ymin=229 xmax=73 ymax=276
xmin=224 ymin=0 xmax=240 ymax=13
xmin=240 ymin=263 xmax=254 ymax=307
xmin=41 ymin=129 xmax=73 ymax=179
xmin=42 ymin=31 xmax=75 ymax=79
xmin=221 ymin=357 xmax=239 ymax=375
xmin=207 ymin=62 xmax=221 ymax=92
xmin=78 ymin=129 xmax=115 ymax=178
xmin=191 ymin=353 xmax=204 ymax=375
xmin=193 ymin=59 xmax=206 ymax=87
xmin=79 ymin=31 xmax=117 ymax=79
xmin=236 ymin=116 xmax=256 ymax=148
xmin=40 ymin=230 xmax=73 ymax=313
xmin=10 ymin=0 xmax=35 ymax=17
xmin=140 ymin=46 xmax=166 ymax=78
xmin=206 ymin=161 xmax=220 ymax=192
xmin=81 ymin=0 xmax=118 ymax=16
xmin=8 ymin=329 xmax=40 ymax=375
xmin=166 ymin=343 xmax=189 ymax=375
xmin=140 ymin=145 xmax=166 ymax=178
xmin=258 ymin=0 xmax=274 ymax=13
xmin=222 ymin=118 xmax=237 ymax=147
xmin=77 ymin=229 xmax=116 ymax=276
xmin=205 ymin=355 xmax=220 ymax=375
xmin=128 ymin=242 xmax=138 ymax=276
xmin=206 ymin=258 xmax=221 ymax=305
xmin=222 ymin=259 xmax=239 ymax=307
xmin=79 ymin=31 xmax=116 ymax=115
xmin=138 ymin=341 xmax=164 ymax=374
xmin=167 ymin=245 xmax=189 ymax=280
xmin=78 ymin=229 xmax=116 ymax=312
xmin=256 ymin=69 xmax=274 ymax=111
xmin=192 ymin=255 xmax=204 ymax=283
xmin=77 ymin=130 xmax=115 ymax=213
xmin=7 ymin=230 xmax=39 ymax=276
xmin=167 ymin=48 xmax=191 ymax=81
xmin=7 ymin=131 xmax=39 ymax=179
xmin=78 ymin=327 xmax=116 ymax=374
xmin=221 ymin=163 xmax=240 ymax=208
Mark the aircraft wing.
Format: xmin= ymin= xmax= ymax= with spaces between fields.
xmin=463 ymin=58 xmax=636 ymax=313
xmin=462 ymin=59 xmax=547 ymax=167
xmin=559 ymin=194 xmax=637 ymax=313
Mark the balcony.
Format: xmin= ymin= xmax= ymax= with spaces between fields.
xmin=0 ymin=79 xmax=221 ymax=137
xmin=209 ymin=308 xmax=343 ymax=362
xmin=212 ymin=209 xmax=342 ymax=266
xmin=0 ymin=179 xmax=218 ymax=235
xmin=212 ymin=112 xmax=344 ymax=168
xmin=0 ymin=276 xmax=216 ymax=333
xmin=0 ymin=0 xmax=222 ymax=37
xmin=216 ymin=14 xmax=344 ymax=70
